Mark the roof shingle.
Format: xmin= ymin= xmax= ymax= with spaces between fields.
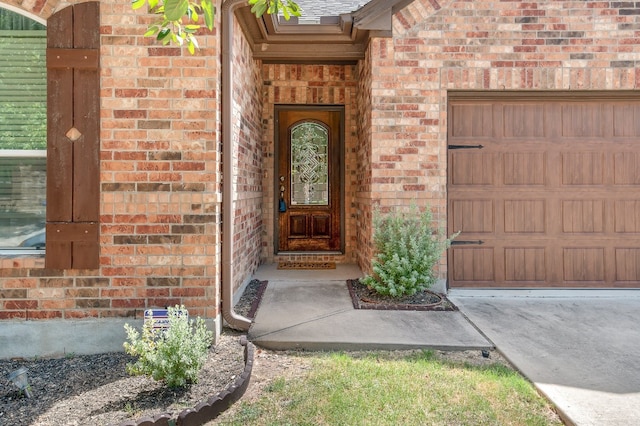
xmin=291 ymin=0 xmax=370 ymax=23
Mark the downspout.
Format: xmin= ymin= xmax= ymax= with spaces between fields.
xmin=221 ymin=0 xmax=252 ymax=331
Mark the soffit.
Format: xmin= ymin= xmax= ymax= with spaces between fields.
xmin=235 ymin=0 xmax=412 ymax=64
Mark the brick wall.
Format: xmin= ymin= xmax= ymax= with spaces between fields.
xmin=4 ymin=0 xmax=639 ymax=322
xmin=356 ymin=43 xmax=374 ymax=273
xmin=0 ymin=0 xmax=224 ymax=320
xmin=231 ymin=15 xmax=264 ymax=291
xmin=261 ymin=64 xmax=359 ymax=264
xmin=365 ymin=0 xmax=640 ymax=278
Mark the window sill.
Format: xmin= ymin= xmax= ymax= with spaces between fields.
xmin=0 ymin=249 xmax=45 ymax=257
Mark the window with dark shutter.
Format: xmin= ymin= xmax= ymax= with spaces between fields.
xmin=45 ymin=2 xmax=100 ymax=269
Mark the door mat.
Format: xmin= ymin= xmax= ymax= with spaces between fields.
xmin=277 ymin=261 xmax=336 ymax=270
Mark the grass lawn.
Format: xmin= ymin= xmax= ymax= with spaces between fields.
xmin=219 ymin=350 xmax=562 ymax=426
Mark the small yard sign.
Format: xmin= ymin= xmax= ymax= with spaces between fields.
xmin=143 ymin=308 xmax=188 ymax=330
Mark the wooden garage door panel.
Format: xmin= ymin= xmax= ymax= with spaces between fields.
xmin=562 ymin=104 xmax=605 ymax=138
xmin=614 ymin=201 xmax=640 ymax=233
xmin=450 ymin=200 xmax=494 ymax=233
xmin=450 ymin=104 xmax=495 ymax=138
xmin=505 ymin=248 xmax=546 ymax=282
xmin=503 ymin=153 xmax=546 ymax=185
xmin=616 ymin=249 xmax=640 ymax=281
xmin=448 ymin=94 xmax=640 ymax=288
xmin=451 ymin=248 xmax=495 ymax=283
xmin=563 ymin=248 xmax=605 ymax=282
xmin=503 ymin=104 xmax=547 ymax=138
xmin=562 ymin=152 xmax=604 ymax=185
xmin=504 ymin=200 xmax=545 ymax=233
xmin=614 ymin=153 xmax=640 ymax=184
xmin=450 ymin=152 xmax=496 ymax=185
xmin=562 ymin=200 xmax=604 ymax=233
xmin=613 ymin=104 xmax=640 ymax=137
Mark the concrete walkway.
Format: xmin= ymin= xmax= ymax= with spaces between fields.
xmin=246 ymin=264 xmax=640 ymax=425
xmin=248 ymin=263 xmax=491 ymax=351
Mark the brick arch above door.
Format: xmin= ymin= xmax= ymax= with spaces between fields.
xmin=1 ymin=0 xmax=64 ymax=21
xmin=391 ymin=0 xmax=456 ymax=35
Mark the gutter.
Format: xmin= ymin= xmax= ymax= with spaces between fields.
xmin=221 ymin=0 xmax=252 ymax=331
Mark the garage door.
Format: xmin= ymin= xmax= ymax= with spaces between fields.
xmin=448 ymin=92 xmax=640 ymax=288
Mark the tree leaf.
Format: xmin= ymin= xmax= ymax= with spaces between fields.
xmin=190 ymin=8 xmax=199 ymax=23
xmin=131 ymin=0 xmax=146 ymax=10
xmin=144 ymin=26 xmax=159 ymax=37
xmin=268 ymin=0 xmax=277 ymax=15
xmin=201 ymin=0 xmax=214 ymax=30
xmin=164 ymin=0 xmax=189 ymax=21
xmin=191 ymin=36 xmax=199 ymax=50
xmin=287 ymin=0 xmax=301 ymax=16
xmin=172 ymin=31 xmax=183 ymax=45
xmin=157 ymin=27 xmax=171 ymax=40
xmin=251 ymin=1 xmax=267 ymax=18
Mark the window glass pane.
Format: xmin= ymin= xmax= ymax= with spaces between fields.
xmin=0 ymin=8 xmax=46 ymax=250
xmin=290 ymin=122 xmax=329 ymax=206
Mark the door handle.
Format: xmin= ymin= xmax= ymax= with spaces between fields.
xmin=279 ymin=178 xmax=286 ymax=212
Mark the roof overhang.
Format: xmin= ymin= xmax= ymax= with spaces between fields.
xmin=234 ymin=0 xmax=413 ymax=64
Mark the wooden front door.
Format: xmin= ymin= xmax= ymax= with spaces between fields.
xmin=276 ymin=107 xmax=342 ymax=252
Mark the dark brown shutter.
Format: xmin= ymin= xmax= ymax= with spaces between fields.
xmin=46 ymin=2 xmax=100 ymax=269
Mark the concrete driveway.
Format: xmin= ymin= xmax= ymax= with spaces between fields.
xmin=449 ymin=290 xmax=640 ymax=426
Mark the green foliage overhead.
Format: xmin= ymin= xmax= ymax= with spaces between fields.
xmin=248 ymin=0 xmax=300 ymax=20
xmin=123 ymin=305 xmax=213 ymax=388
xmin=362 ymin=205 xmax=458 ymax=298
xmin=133 ymin=0 xmax=301 ymax=54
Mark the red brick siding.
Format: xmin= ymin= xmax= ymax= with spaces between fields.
xmin=231 ymin=15 xmax=264 ymax=291
xmin=356 ymin=42 xmax=374 ymax=273
xmin=0 ymin=0 xmax=223 ymax=320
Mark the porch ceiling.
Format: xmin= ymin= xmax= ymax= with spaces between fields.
xmin=234 ymin=0 xmax=413 ymax=63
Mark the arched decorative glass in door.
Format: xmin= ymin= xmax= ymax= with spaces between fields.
xmin=290 ymin=122 xmax=329 ymax=206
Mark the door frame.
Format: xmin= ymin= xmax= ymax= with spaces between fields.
xmin=273 ymin=105 xmax=345 ymax=254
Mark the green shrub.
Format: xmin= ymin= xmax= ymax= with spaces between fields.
xmin=123 ymin=305 xmax=213 ymax=388
xmin=361 ymin=205 xmax=457 ymax=297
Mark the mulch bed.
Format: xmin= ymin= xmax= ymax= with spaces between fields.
xmin=236 ymin=279 xmax=268 ymax=319
xmin=347 ymin=279 xmax=458 ymax=311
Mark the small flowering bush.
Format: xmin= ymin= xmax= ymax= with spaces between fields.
xmin=123 ymin=305 xmax=213 ymax=388
xmin=362 ymin=205 xmax=458 ymax=298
